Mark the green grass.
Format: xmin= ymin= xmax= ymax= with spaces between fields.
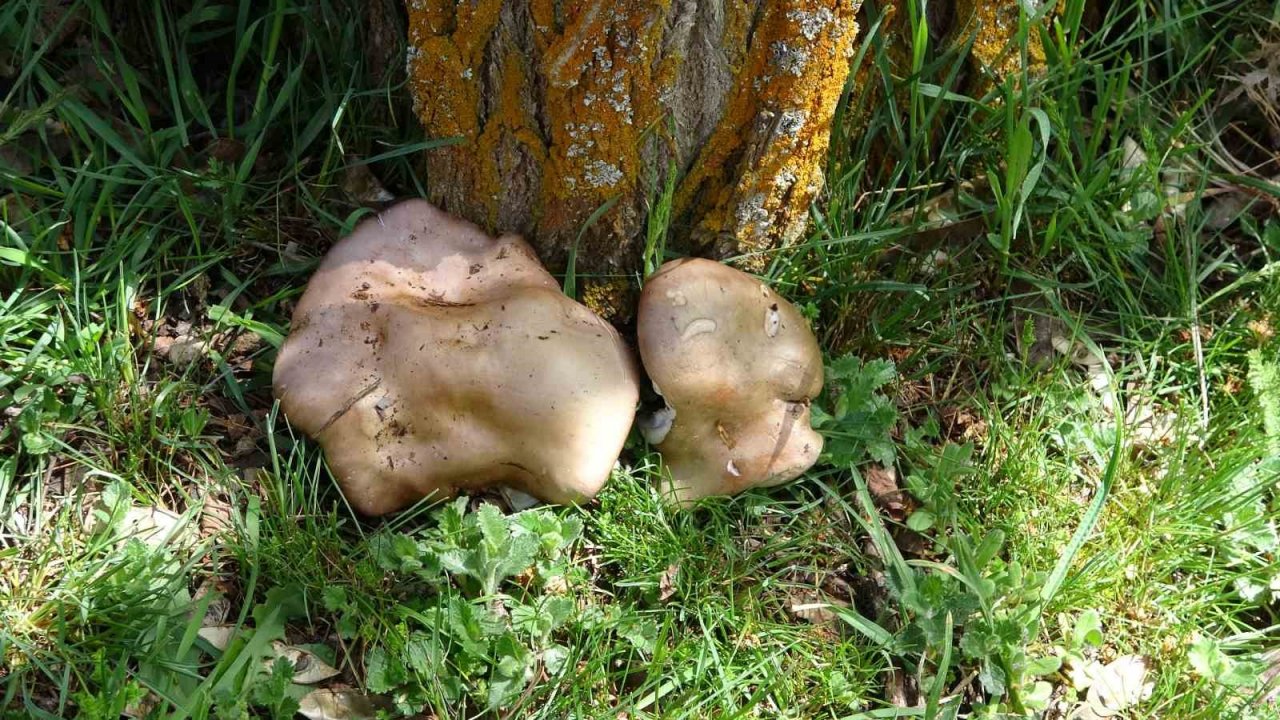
xmin=3 ymin=0 xmax=1280 ymax=718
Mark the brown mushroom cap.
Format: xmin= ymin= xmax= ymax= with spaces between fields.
xmin=636 ymin=258 xmax=824 ymax=503
xmin=273 ymin=199 xmax=639 ymax=515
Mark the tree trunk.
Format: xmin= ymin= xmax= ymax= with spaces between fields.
xmin=403 ymin=0 xmax=1042 ymax=316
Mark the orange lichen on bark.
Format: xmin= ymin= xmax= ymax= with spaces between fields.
xmin=531 ymin=1 xmax=670 ymax=250
xmin=954 ymin=0 xmax=1048 ymax=91
xmin=675 ymin=0 xmax=864 ymax=269
xmin=407 ymin=0 xmax=672 ymax=276
xmin=405 ymin=0 xmax=505 ymax=226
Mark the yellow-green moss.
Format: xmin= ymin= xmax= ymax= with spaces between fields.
xmin=581 ymin=277 xmax=636 ymax=323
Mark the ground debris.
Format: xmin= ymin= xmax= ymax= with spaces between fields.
xmin=297 ymin=688 xmax=391 ymax=720
xmin=864 ymin=464 xmax=909 ymax=520
xmin=1066 ymin=654 xmax=1154 ymax=719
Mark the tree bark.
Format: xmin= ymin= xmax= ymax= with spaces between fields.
xmin=403 ymin=0 xmax=1043 ymax=316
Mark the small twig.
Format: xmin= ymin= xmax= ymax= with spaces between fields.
xmin=501 ymin=664 xmax=547 ymax=720
xmin=1184 ymin=224 xmax=1211 ymax=440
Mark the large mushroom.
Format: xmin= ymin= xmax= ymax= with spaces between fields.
xmin=273 ymin=199 xmax=639 ymax=515
xmin=636 ymin=258 xmax=824 ymax=503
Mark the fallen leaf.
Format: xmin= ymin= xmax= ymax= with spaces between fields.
xmin=1123 ymin=396 xmax=1178 ymax=449
xmin=1120 ymin=136 xmax=1147 ymax=175
xmin=225 ymin=330 xmax=263 ymax=366
xmin=659 ymin=563 xmax=679 ymax=601
xmin=785 ymin=580 xmax=850 ymax=633
xmin=1220 ymin=35 xmax=1280 ymax=140
xmin=84 ymin=501 xmax=191 ymax=551
xmin=342 ymin=161 xmax=395 ymax=206
xmin=192 ymin=581 xmax=231 ymax=625
xmin=196 ymin=627 xmax=340 ymax=684
xmin=1204 ymin=191 xmax=1251 ymax=230
xmin=165 ymin=336 xmax=209 ymax=366
xmin=499 ymin=486 xmax=541 ymax=512
xmin=123 ymin=506 xmax=186 ymax=548
xmin=271 ymin=641 xmax=341 ymax=684
xmin=864 ymin=464 xmax=907 ymax=518
xmin=297 ymin=688 xmax=387 ymax=720
xmin=884 ymin=666 xmax=916 ymax=708
xmin=197 ymin=624 xmax=236 ymax=651
xmin=1070 ymin=654 xmax=1154 ymax=719
xmin=206 ymin=137 xmax=247 ymax=164
xmin=1263 ymin=648 xmax=1280 ymax=704
xmin=200 ymin=493 xmax=235 ymax=537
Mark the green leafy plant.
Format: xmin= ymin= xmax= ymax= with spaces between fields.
xmin=824 ymin=454 xmax=1056 ymax=717
xmin=903 ymin=442 xmax=977 ymax=533
xmin=338 ymin=499 xmax=593 ymax=713
xmin=1248 ymin=348 xmax=1280 ymax=453
xmin=812 ymin=356 xmax=899 ymax=467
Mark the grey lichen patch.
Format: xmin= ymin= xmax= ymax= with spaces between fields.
xmin=786 ymin=7 xmax=835 ymax=40
xmin=404 ymin=46 xmax=423 ymax=95
xmin=592 ymin=45 xmax=613 ymax=72
xmin=734 ymin=193 xmax=771 ymax=228
xmin=773 ymin=167 xmax=798 ymax=189
xmin=584 ymin=159 xmax=624 ymax=188
xmin=769 ymin=41 xmax=810 ymax=77
xmin=566 ymin=121 xmax=603 ymax=159
xmin=607 ymin=75 xmax=634 ymax=123
xmin=778 ymin=109 xmax=807 ymax=137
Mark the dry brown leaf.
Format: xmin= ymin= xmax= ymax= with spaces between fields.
xmin=864 ymin=463 xmax=908 ymax=519
xmin=659 ymin=563 xmax=679 ymax=601
xmin=196 ymin=626 xmax=340 ymax=684
xmin=884 ymin=666 xmax=917 ymax=708
xmin=270 ymin=641 xmax=341 ymax=684
xmin=197 ymin=624 xmax=236 ymax=651
xmin=297 ymin=688 xmax=388 ymax=720
xmin=785 ymin=579 xmax=850 ymax=634
xmin=1069 ymin=654 xmax=1154 ymax=719
xmin=342 ymin=161 xmax=395 ymax=206
xmin=200 ymin=493 xmax=235 ymax=537
xmin=165 ymin=336 xmax=209 ymax=366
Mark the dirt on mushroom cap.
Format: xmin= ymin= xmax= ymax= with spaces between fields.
xmin=637 ymin=258 xmax=824 ymax=503
xmin=273 ymin=200 xmax=639 ymax=515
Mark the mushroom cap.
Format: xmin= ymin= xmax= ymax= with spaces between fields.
xmin=273 ymin=199 xmax=639 ymax=515
xmin=636 ymin=258 xmax=824 ymax=503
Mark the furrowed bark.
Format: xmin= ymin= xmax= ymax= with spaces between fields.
xmin=406 ymin=0 xmax=862 ymax=315
xmin=403 ymin=0 xmax=1046 ymax=317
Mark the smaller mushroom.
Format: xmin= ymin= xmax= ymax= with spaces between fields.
xmin=636 ymin=258 xmax=824 ymax=503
